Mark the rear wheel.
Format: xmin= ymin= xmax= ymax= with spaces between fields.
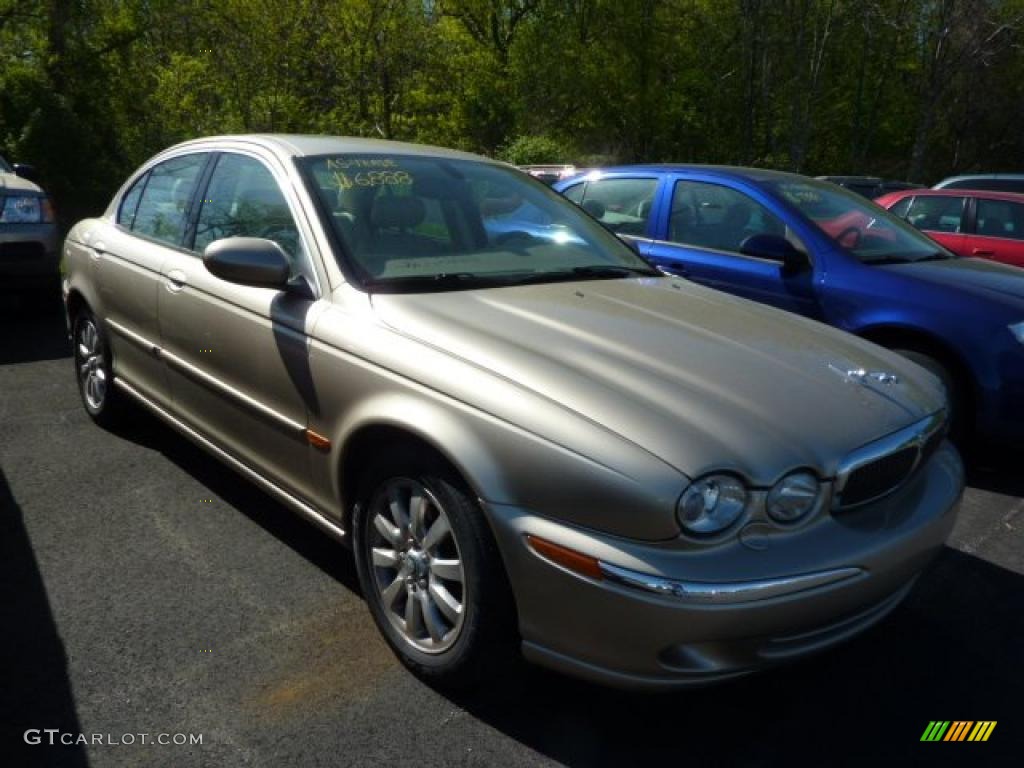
xmin=73 ymin=309 xmax=126 ymax=427
xmin=353 ymin=455 xmax=517 ymax=687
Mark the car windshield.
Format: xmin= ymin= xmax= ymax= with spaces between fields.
xmin=300 ymin=153 xmax=660 ymax=291
xmin=0 ymin=155 xmax=11 ymax=173
xmin=766 ymin=178 xmax=955 ymax=265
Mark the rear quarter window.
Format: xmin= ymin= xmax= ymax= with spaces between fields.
xmin=117 ymin=174 xmax=148 ymax=229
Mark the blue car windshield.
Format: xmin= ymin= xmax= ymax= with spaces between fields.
xmin=300 ymin=154 xmax=659 ymax=291
xmin=767 ymin=179 xmax=955 ymax=265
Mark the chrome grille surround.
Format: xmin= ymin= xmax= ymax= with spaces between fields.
xmin=833 ymin=410 xmax=947 ymax=510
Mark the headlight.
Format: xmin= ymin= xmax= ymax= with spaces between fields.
xmin=0 ymin=195 xmax=43 ymax=223
xmin=1010 ymin=321 xmax=1024 ymax=345
xmin=677 ymin=474 xmax=747 ymax=535
xmin=767 ymin=471 xmax=820 ymax=523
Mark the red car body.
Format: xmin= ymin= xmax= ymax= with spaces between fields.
xmin=876 ymin=188 xmax=1024 ymax=268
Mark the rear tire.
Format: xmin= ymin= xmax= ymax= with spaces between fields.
xmin=72 ymin=309 xmax=126 ymax=428
xmin=353 ymin=452 xmax=518 ymax=688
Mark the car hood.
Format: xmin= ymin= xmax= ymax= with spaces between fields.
xmin=882 ymin=257 xmax=1024 ymax=307
xmin=371 ymin=277 xmax=945 ymax=483
xmin=0 ymin=172 xmax=43 ymax=195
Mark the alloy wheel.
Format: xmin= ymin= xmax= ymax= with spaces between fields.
xmin=366 ymin=478 xmax=467 ymax=653
xmin=76 ymin=318 xmax=107 ymax=410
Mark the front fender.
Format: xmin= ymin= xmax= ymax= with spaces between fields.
xmin=306 ymin=337 xmax=688 ymax=542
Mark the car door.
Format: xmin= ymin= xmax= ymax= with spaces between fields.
xmin=897 ymin=194 xmax=969 ymax=255
xmin=966 ymin=197 xmax=1024 ymax=267
xmin=95 ymin=152 xmax=209 ymax=404
xmin=157 ymin=150 xmax=328 ymax=499
xmin=645 ymin=178 xmax=821 ymax=318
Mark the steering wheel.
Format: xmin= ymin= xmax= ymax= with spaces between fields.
xmin=835 ymin=226 xmax=862 ymax=248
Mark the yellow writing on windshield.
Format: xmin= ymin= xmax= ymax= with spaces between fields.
xmin=330 ymin=169 xmax=413 ymax=190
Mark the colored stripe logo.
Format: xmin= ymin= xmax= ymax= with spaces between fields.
xmin=921 ymin=721 xmax=996 ymax=742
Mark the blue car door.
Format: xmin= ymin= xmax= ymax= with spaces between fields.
xmin=645 ymin=176 xmax=822 ymax=320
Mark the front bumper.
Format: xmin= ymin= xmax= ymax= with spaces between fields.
xmin=0 ymin=221 xmax=59 ymax=279
xmin=486 ymin=441 xmax=963 ymax=690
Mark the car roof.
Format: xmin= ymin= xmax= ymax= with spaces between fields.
xmin=934 ymin=173 xmax=1024 ymax=188
xmin=881 ymin=187 xmax=1024 ymax=203
xmin=563 ymin=164 xmax=810 ymax=184
xmin=164 ymin=134 xmax=496 ymax=164
xmin=816 ymin=175 xmax=882 ymax=184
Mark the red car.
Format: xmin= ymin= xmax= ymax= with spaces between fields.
xmin=876 ymin=188 xmax=1024 ymax=267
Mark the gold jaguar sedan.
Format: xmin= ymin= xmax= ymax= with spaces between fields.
xmin=62 ymin=135 xmax=963 ymax=689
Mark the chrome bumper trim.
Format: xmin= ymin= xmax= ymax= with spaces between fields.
xmin=598 ymin=562 xmax=863 ymax=605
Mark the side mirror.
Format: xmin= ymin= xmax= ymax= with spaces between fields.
xmin=740 ymin=233 xmax=808 ymax=273
xmin=203 ymin=237 xmax=290 ymax=288
xmin=13 ymin=163 xmax=40 ymax=184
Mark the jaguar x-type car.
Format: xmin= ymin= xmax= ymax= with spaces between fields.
xmin=62 ymin=136 xmax=963 ymax=689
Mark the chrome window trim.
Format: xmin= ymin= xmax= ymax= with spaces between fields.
xmin=832 ymin=410 xmax=946 ymax=509
xmin=107 ymin=143 xmax=328 ymax=299
xmin=598 ymin=561 xmax=863 ymax=604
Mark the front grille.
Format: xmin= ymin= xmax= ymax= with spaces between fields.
xmin=0 ymin=241 xmax=46 ymax=261
xmin=838 ymin=445 xmax=919 ymax=507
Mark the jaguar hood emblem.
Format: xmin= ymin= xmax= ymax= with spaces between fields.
xmin=830 ymin=365 xmax=900 ymax=386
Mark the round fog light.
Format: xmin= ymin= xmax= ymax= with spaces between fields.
xmin=767 ymin=471 xmax=820 ymax=523
xmin=677 ymin=474 xmax=747 ymax=535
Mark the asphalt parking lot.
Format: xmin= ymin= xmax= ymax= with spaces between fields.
xmin=1 ymin=289 xmax=1022 ymax=768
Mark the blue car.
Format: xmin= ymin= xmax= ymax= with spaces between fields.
xmin=555 ymin=166 xmax=1024 ymax=444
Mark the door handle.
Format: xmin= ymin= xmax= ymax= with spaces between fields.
xmin=165 ymin=269 xmax=187 ymax=292
xmin=972 ymin=248 xmax=995 ymax=256
xmin=88 ymin=242 xmax=108 ymax=261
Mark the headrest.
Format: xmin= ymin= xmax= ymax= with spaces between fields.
xmin=171 ymin=178 xmax=192 ymax=209
xmin=371 ymin=196 xmax=426 ymax=229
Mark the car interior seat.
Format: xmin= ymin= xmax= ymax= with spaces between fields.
xmin=719 ymin=202 xmax=752 ymax=249
xmin=669 ymin=202 xmax=696 ymax=243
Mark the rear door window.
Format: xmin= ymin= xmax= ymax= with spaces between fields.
xmin=131 ymin=154 xmax=208 ymax=246
xmin=975 ymin=199 xmax=1024 ymax=240
xmin=578 ymin=178 xmax=657 ymax=236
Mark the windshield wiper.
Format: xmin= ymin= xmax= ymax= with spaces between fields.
xmin=511 ymin=265 xmax=661 ymax=285
xmin=913 ymin=252 xmax=955 ymax=262
xmin=861 ymin=256 xmax=912 ymax=265
xmin=363 ymin=272 xmax=505 ymax=292
xmin=863 ymin=252 xmax=953 ymax=266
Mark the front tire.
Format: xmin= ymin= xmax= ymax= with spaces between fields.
xmin=73 ymin=309 xmax=125 ymax=427
xmin=893 ymin=348 xmax=964 ymax=438
xmin=353 ymin=456 xmax=517 ymax=687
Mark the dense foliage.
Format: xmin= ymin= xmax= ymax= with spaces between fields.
xmin=3 ymin=0 xmax=1024 ymax=223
